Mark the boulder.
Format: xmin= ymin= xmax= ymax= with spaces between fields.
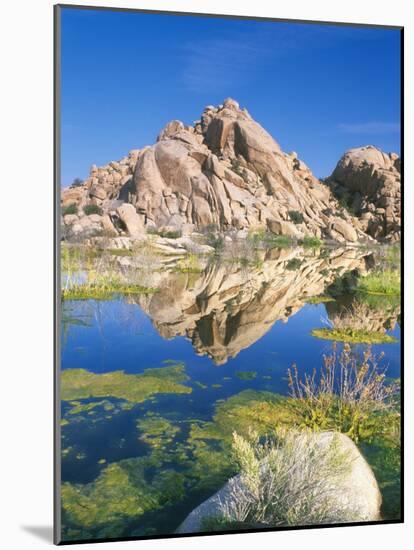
xmin=327 ymin=145 xmax=400 ymax=241
xmin=176 ymin=432 xmax=381 ymax=534
xmin=267 ymin=219 xmax=302 ymax=238
xmin=63 ymin=214 xmax=78 ymax=225
xmin=116 ymin=204 xmax=144 ymax=238
xmin=331 ymin=219 xmax=358 ymax=242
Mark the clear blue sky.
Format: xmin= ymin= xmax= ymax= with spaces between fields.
xmin=60 ymin=7 xmax=401 ymax=186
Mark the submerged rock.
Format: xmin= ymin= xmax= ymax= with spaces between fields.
xmin=176 ymin=432 xmax=382 ymax=533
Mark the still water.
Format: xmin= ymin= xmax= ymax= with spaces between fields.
xmin=60 ymin=246 xmax=401 ymax=541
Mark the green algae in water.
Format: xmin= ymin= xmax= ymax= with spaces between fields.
xmin=311 ymin=328 xmax=398 ymax=344
xmin=235 ymin=371 xmax=257 ymax=381
xmin=61 ymin=458 xmax=184 ymax=539
xmin=61 ymin=364 xmax=192 ymax=403
xmin=137 ymin=416 xmax=180 ymax=448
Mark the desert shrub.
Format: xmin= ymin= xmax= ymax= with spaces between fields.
xmin=160 ymin=230 xmax=181 ymax=239
xmin=62 ymin=203 xmax=78 ymax=216
xmin=207 ymin=233 xmax=224 ymax=252
xmin=207 ymin=430 xmax=356 ymax=529
xmin=322 ymin=207 xmax=334 ymax=217
xmin=288 ymin=210 xmax=305 ymax=224
xmin=230 ymin=158 xmax=248 ymax=181
xmin=83 ymin=204 xmax=103 ymax=216
xmin=286 ymin=258 xmax=303 ymax=271
xmin=70 ymin=177 xmax=83 ymax=188
xmin=287 ymin=343 xmax=400 ymax=441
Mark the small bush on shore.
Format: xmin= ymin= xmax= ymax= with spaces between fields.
xmin=83 ymin=204 xmax=103 ymax=216
xmin=62 ymin=203 xmax=78 ymax=216
xmin=288 ymin=210 xmax=305 ymax=224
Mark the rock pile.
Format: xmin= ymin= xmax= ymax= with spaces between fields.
xmin=327 ymin=145 xmax=401 ymax=242
xmin=61 ymin=100 xmax=400 ymax=244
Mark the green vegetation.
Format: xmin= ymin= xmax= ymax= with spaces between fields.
xmin=107 ymin=249 xmax=133 ymax=256
xmin=83 ymin=204 xmax=103 ymax=216
xmin=61 ymin=345 xmax=400 ymax=539
xmin=288 ymin=344 xmax=400 ymax=442
xmin=71 ymin=177 xmax=84 ymax=188
xmin=201 ymin=430 xmax=357 ymax=530
xmin=247 ymin=230 xmax=293 ymax=248
xmin=61 ymin=458 xmax=185 ymax=540
xmin=356 ymin=269 xmax=400 ymax=296
xmin=235 ymin=371 xmax=257 ymax=381
xmin=67 ymin=400 xmax=115 ymax=416
xmin=286 ymin=258 xmax=303 ymax=271
xmin=62 ymin=203 xmax=78 ymax=216
xmin=175 ymin=253 xmax=203 ymax=273
xmin=62 ymin=276 xmax=158 ymax=301
xmin=61 ymin=363 xmax=192 ymax=403
xmin=137 ymin=416 xmax=180 ymax=448
xmin=306 ymin=295 xmax=335 ymax=304
xmin=301 ymin=236 xmax=322 ymax=248
xmin=288 ymin=210 xmax=305 ymax=224
xmin=311 ymin=328 xmax=397 ymax=344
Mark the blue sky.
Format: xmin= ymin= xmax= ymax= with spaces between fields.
xmin=60 ymin=7 xmax=401 ymax=186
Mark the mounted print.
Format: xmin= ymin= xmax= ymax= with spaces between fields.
xmin=54 ymin=4 xmax=403 ymax=545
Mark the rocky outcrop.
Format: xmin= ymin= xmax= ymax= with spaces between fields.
xmin=61 ymin=99 xmax=381 ymax=244
xmin=176 ymin=432 xmax=382 ymax=533
xmin=129 ymin=247 xmax=370 ymax=364
xmin=327 ymin=146 xmax=401 ymax=242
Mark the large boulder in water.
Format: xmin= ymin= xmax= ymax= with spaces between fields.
xmin=176 ymin=432 xmax=382 ymax=533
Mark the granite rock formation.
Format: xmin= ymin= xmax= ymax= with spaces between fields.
xmin=327 ymin=145 xmax=401 ymax=242
xmin=61 ymin=99 xmax=399 ymax=243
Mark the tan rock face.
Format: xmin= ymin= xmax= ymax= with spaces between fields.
xmin=61 ymin=100 xmax=398 ymax=244
xmin=327 ymin=145 xmax=401 ymax=241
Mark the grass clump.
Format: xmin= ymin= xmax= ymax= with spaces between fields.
xmin=61 ymin=363 xmax=192 ymax=404
xmin=311 ymin=328 xmax=397 ymax=344
xmin=356 ymin=270 xmax=400 ymax=296
xmin=175 ymin=253 xmax=203 ymax=273
xmin=83 ymin=204 xmax=103 ymax=216
xmin=203 ymin=430 xmax=357 ymax=530
xmin=107 ymin=249 xmax=133 ymax=256
xmin=62 ymin=278 xmax=157 ymax=301
xmin=288 ymin=344 xmax=400 ymax=442
xmin=62 ymin=203 xmax=78 ymax=216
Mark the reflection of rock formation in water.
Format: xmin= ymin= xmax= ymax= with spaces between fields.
xmin=130 ymin=248 xmax=370 ymax=365
xmin=325 ymin=297 xmax=400 ymax=335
